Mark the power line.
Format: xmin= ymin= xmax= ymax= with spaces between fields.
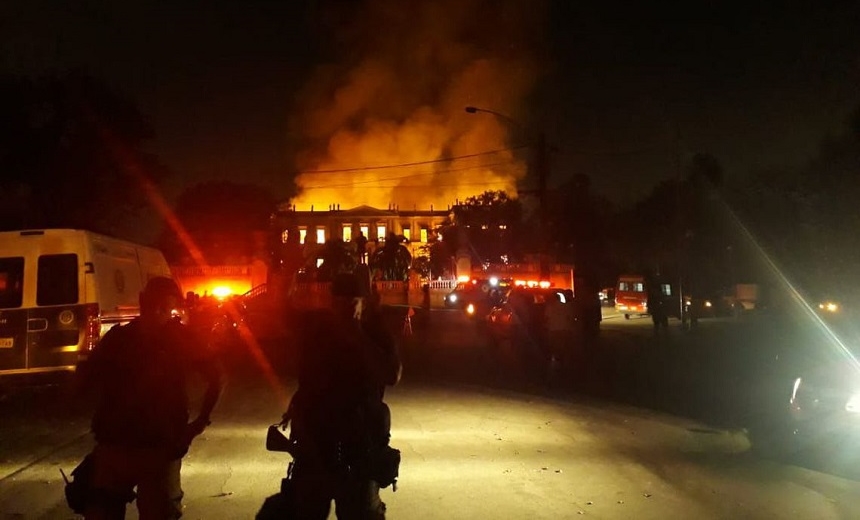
xmin=300 ymin=159 xmax=522 ymax=190
xmin=296 ymin=145 xmax=528 ymax=174
xmin=303 ymin=180 xmax=522 ymax=190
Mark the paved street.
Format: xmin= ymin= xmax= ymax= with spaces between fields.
xmin=2 ymin=306 xmax=860 ymax=519
xmin=5 ymin=372 xmax=860 ymax=519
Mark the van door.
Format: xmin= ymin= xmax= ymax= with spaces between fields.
xmin=27 ymin=253 xmax=82 ymax=371
xmin=0 ymin=257 xmax=27 ymax=373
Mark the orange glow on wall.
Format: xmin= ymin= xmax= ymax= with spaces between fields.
xmin=171 ymin=263 xmax=267 ymax=301
xmin=185 ymin=280 xmax=251 ymax=300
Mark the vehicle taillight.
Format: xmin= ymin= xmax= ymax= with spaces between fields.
xmin=83 ymin=303 xmax=101 ymax=352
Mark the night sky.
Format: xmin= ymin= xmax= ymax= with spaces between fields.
xmin=3 ymin=0 xmax=858 ymax=207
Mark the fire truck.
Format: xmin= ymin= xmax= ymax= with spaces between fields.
xmin=468 ymin=262 xmax=602 ymax=335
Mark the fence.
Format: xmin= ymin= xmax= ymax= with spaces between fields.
xmin=287 ymin=279 xmax=456 ymax=308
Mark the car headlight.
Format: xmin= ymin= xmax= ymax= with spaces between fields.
xmin=466 ymin=303 xmax=475 ymax=315
xmin=449 ymin=294 xmax=457 ymax=303
xmin=845 ymin=392 xmax=860 ymax=413
xmin=789 ymin=377 xmax=818 ymax=419
xmin=819 ymin=301 xmax=840 ymax=313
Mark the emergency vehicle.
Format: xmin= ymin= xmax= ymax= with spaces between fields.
xmin=615 ymin=274 xmax=649 ymax=319
xmin=0 ymin=229 xmax=173 ymax=378
xmin=615 ymin=274 xmax=678 ymax=320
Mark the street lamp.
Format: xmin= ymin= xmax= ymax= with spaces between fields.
xmin=465 ymin=106 xmax=527 ymax=133
xmin=464 ymin=106 xmax=550 ymax=279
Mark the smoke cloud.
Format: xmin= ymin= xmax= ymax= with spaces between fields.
xmin=288 ymin=0 xmax=547 ymax=211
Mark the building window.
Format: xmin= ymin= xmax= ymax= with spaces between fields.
xmin=402 ymin=227 xmax=411 ymax=241
xmin=360 ymin=225 xmax=369 ymax=239
xmin=299 ymin=228 xmax=307 ymax=245
xmin=377 ymin=225 xmax=386 ymax=241
xmin=316 ymin=227 xmax=326 ymax=244
xmin=281 ymin=229 xmax=289 ymax=243
xmin=420 ymin=227 xmax=428 ymax=243
xmin=342 ymin=224 xmax=352 ymax=242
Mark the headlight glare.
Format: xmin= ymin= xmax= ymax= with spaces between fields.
xmin=845 ymin=392 xmax=860 ymax=413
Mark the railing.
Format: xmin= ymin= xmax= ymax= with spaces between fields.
xmin=287 ymin=279 xmax=455 ymax=308
xmin=243 ymin=283 xmax=268 ymax=300
xmin=171 ymin=265 xmax=252 ymax=277
xmin=427 ymin=279 xmax=457 ymax=290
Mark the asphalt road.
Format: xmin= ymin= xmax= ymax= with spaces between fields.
xmin=2 ymin=306 xmax=860 ymax=519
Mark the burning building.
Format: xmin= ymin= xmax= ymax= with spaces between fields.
xmin=270 ymin=202 xmax=451 ymax=270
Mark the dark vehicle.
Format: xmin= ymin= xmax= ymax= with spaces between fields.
xmin=599 ymin=287 xmax=616 ymax=307
xmin=482 ymin=285 xmax=591 ymax=376
xmin=487 ymin=285 xmax=571 ymax=324
xmin=615 ymin=274 xmax=679 ymax=320
xmin=485 ymin=286 xmax=578 ymax=343
xmin=752 ymin=296 xmax=860 ymax=459
xmin=785 ymin=355 xmax=860 ymax=449
xmin=683 ymin=291 xmax=734 ymax=320
xmin=443 ymin=277 xmax=510 ymax=315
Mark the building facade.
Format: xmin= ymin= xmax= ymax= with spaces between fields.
xmin=270 ymin=203 xmax=453 ymax=270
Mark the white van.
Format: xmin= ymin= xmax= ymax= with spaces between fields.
xmin=0 ymin=229 xmax=173 ymax=378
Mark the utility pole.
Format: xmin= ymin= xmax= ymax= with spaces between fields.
xmin=464 ymin=106 xmax=551 ymax=279
xmin=674 ymin=121 xmax=685 ymax=325
xmin=535 ymin=131 xmax=550 ymax=280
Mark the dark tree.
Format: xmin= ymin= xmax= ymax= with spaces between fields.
xmin=315 ymin=238 xmax=357 ymax=282
xmin=732 ymin=104 xmax=860 ymax=294
xmin=607 ymin=152 xmax=739 ymax=296
xmin=410 ymin=254 xmax=432 ymax=279
xmin=0 ymin=71 xmax=167 ymax=241
xmin=158 ymin=181 xmax=277 ymax=264
xmin=452 ymin=190 xmax=524 ymax=264
xmin=544 ymin=173 xmax=614 ymax=283
xmin=369 ymin=233 xmax=412 ymax=281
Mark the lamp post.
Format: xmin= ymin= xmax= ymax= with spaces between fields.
xmin=464 ymin=106 xmax=550 ymax=279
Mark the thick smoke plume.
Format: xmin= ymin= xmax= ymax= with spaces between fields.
xmin=288 ymin=0 xmax=547 ymax=211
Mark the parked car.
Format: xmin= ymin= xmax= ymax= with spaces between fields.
xmin=683 ymin=291 xmax=734 ymax=320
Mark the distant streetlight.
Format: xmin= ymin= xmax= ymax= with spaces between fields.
xmin=464 ymin=106 xmax=550 ymax=278
xmin=465 ymin=106 xmax=527 ymax=133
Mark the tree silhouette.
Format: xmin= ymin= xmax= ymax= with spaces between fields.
xmin=452 ymin=190 xmax=523 ymax=264
xmin=0 ymin=71 xmax=167 ymax=242
xmin=732 ymin=104 xmax=860 ymax=292
xmin=369 ymin=233 xmax=412 ymax=281
xmin=157 ymin=181 xmax=277 ymax=264
xmin=316 ymin=239 xmax=357 ymax=282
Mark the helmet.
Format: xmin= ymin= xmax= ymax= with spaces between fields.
xmin=140 ymin=276 xmax=183 ymax=310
